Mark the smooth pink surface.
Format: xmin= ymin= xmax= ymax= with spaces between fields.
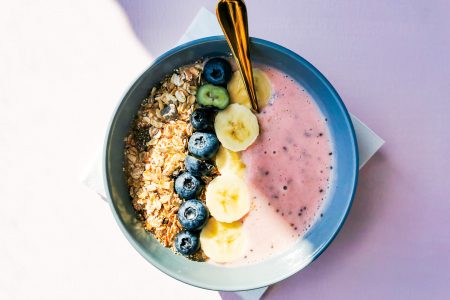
xmin=237 ymin=66 xmax=333 ymax=265
xmin=117 ymin=1 xmax=450 ymax=299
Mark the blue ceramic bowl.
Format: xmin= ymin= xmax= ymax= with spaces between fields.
xmin=104 ymin=36 xmax=358 ymax=291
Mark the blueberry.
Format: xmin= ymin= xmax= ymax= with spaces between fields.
xmin=174 ymin=172 xmax=202 ymax=199
xmin=178 ymin=199 xmax=209 ymax=231
xmin=190 ymin=108 xmax=216 ymax=132
xmin=185 ymin=155 xmax=215 ymax=177
xmin=188 ymin=132 xmax=220 ymax=159
xmin=174 ymin=230 xmax=200 ymax=256
xmin=203 ymin=58 xmax=232 ymax=86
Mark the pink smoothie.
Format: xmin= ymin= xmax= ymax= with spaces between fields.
xmin=233 ymin=66 xmax=333 ymax=265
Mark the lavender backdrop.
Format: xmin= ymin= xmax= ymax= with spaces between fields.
xmin=117 ymin=1 xmax=450 ymax=299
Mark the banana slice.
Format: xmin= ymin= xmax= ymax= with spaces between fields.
xmin=214 ymin=103 xmax=259 ymax=152
xmin=205 ymin=174 xmax=251 ymax=223
xmin=215 ymin=146 xmax=246 ymax=178
xmin=227 ymin=68 xmax=272 ymax=109
xmin=200 ymin=218 xmax=248 ymax=263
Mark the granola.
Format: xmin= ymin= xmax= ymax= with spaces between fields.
xmin=124 ymin=62 xmax=203 ymax=248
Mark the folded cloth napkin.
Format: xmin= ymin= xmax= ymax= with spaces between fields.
xmin=81 ymin=7 xmax=384 ymax=300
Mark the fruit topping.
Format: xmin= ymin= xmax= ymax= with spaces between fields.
xmin=228 ymin=68 xmax=272 ymax=109
xmin=205 ymin=174 xmax=251 ymax=223
xmin=177 ymin=199 xmax=209 ymax=231
xmin=175 ymin=230 xmax=200 ymax=256
xmin=188 ymin=132 xmax=220 ymax=159
xmin=214 ymin=103 xmax=259 ymax=152
xmin=190 ymin=107 xmax=216 ymax=132
xmin=200 ymin=218 xmax=247 ymax=263
xmin=174 ymin=172 xmax=202 ymax=200
xmin=197 ymin=84 xmax=230 ymax=109
xmin=203 ymin=57 xmax=232 ymax=86
xmin=185 ymin=155 xmax=215 ymax=177
xmin=215 ymin=146 xmax=246 ymax=178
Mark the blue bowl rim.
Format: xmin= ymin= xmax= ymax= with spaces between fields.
xmin=103 ymin=35 xmax=359 ymax=291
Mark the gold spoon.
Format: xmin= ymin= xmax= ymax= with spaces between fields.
xmin=216 ymin=0 xmax=259 ymax=113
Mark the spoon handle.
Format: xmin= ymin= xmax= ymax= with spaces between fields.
xmin=216 ymin=0 xmax=259 ymax=112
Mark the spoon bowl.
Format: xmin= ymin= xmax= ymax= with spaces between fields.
xmin=216 ymin=0 xmax=259 ymax=112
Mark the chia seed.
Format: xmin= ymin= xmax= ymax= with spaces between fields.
xmin=134 ymin=126 xmax=151 ymax=151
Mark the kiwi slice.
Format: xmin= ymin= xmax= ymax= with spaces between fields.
xmin=197 ymin=84 xmax=230 ymax=109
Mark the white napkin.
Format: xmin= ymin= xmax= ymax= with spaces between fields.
xmin=81 ymin=7 xmax=384 ymax=300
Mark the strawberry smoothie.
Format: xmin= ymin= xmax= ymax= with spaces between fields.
xmin=235 ymin=66 xmax=334 ymax=265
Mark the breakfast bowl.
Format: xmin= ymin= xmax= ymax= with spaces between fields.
xmin=103 ymin=36 xmax=358 ymax=291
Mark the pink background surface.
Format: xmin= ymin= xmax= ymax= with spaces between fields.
xmin=117 ymin=1 xmax=450 ymax=299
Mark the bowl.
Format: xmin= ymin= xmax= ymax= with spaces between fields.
xmin=104 ymin=36 xmax=358 ymax=291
